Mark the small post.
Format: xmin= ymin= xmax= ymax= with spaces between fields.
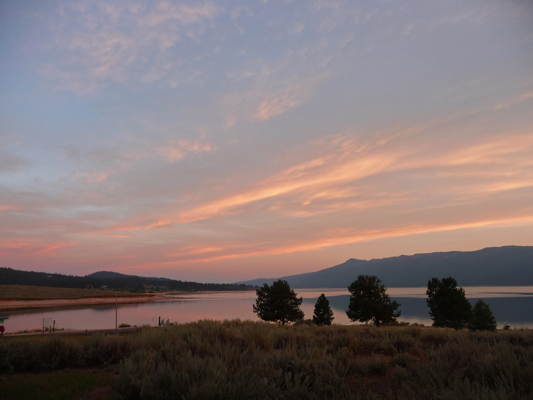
xmin=42 ymin=318 xmax=44 ymax=334
xmin=53 ymin=320 xmax=55 ymax=334
xmin=158 ymin=316 xmax=161 ymax=326
xmin=115 ymin=290 xmax=118 ymax=330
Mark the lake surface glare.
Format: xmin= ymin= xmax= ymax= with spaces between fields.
xmin=5 ymin=286 xmax=533 ymax=332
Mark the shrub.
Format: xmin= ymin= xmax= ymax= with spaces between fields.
xmin=39 ymin=337 xmax=83 ymax=369
xmin=3 ymin=319 xmax=533 ymax=399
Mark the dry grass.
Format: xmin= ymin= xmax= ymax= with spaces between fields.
xmin=2 ymin=320 xmax=533 ymax=399
xmin=0 ymin=285 xmax=149 ymax=300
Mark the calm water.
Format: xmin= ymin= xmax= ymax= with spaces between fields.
xmin=4 ymin=287 xmax=533 ymax=332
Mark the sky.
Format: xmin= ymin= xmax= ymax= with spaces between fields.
xmin=1 ymin=0 xmax=532 ymax=283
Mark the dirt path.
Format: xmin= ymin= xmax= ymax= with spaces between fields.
xmin=4 ymin=326 xmax=143 ymax=339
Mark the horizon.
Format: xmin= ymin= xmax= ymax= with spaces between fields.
xmin=1 ymin=1 xmax=532 ymax=283
xmin=4 ymin=244 xmax=529 ymax=284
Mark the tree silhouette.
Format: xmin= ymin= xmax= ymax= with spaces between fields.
xmin=346 ymin=275 xmax=401 ymax=327
xmin=313 ymin=293 xmax=334 ymax=326
xmin=253 ymin=280 xmax=304 ymax=325
xmin=426 ymin=277 xmax=472 ymax=329
xmin=468 ymin=300 xmax=497 ymax=331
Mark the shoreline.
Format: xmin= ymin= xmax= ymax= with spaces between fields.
xmin=0 ymin=294 xmax=160 ymax=311
xmin=0 ymin=290 xmax=251 ymax=312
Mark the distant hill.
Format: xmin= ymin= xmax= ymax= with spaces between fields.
xmin=237 ymin=246 xmax=533 ymax=288
xmin=86 ymin=271 xmax=129 ymax=280
xmin=0 ymin=268 xmax=254 ymax=292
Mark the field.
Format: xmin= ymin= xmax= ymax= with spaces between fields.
xmin=2 ymin=320 xmax=533 ymax=399
xmin=0 ymin=285 xmax=151 ymax=300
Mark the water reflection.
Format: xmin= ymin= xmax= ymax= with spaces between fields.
xmin=4 ymin=287 xmax=533 ymax=332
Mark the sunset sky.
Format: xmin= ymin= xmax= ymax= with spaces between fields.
xmin=1 ymin=0 xmax=532 ymax=283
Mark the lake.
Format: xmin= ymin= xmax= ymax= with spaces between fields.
xmin=4 ymin=286 xmax=533 ymax=332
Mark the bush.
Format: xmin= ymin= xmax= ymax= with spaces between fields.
xmin=3 ymin=320 xmax=533 ymax=399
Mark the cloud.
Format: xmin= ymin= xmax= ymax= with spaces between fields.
xmin=99 ymin=123 xmax=533 ymax=243
xmin=105 ymin=214 xmax=533 ymax=269
xmin=157 ymin=137 xmax=215 ymax=163
xmin=60 ymin=133 xmax=216 ymax=184
xmin=222 ymin=61 xmax=329 ymax=124
xmin=0 ymin=150 xmax=29 ymax=173
xmin=0 ymin=237 xmax=76 ymax=257
xmin=492 ymin=90 xmax=533 ymax=111
xmin=254 ymin=94 xmax=302 ymax=120
xmin=40 ymin=0 xmax=223 ymax=93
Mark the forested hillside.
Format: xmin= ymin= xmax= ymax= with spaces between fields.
xmin=0 ymin=267 xmax=253 ymax=292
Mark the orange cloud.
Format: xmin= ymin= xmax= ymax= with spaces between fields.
xmin=157 ymin=138 xmax=215 ymax=163
xmin=0 ymin=204 xmax=18 ymax=213
xmin=255 ymin=95 xmax=301 ymax=120
xmin=102 ymin=129 xmax=533 ymax=235
xmin=0 ymin=240 xmax=76 ymax=256
xmin=112 ymin=214 xmax=533 ymax=273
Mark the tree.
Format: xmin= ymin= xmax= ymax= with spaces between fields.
xmin=253 ymin=280 xmax=304 ymax=325
xmin=313 ymin=293 xmax=334 ymax=326
xmin=468 ymin=300 xmax=497 ymax=331
xmin=346 ymin=275 xmax=401 ymax=327
xmin=426 ymin=277 xmax=472 ymax=329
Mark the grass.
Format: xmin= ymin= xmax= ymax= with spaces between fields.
xmin=1 ymin=369 xmax=115 ymax=400
xmin=1 ymin=320 xmax=533 ymax=399
xmin=0 ymin=285 xmax=153 ymax=300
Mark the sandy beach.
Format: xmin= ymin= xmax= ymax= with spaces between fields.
xmin=0 ymin=294 xmax=159 ymax=311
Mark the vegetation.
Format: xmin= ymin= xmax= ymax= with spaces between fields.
xmin=426 ymin=277 xmax=472 ymax=329
xmin=2 ymin=369 xmax=115 ymax=400
xmin=346 ymin=275 xmax=401 ymax=327
xmin=253 ymin=280 xmax=304 ymax=325
xmin=0 ymin=285 xmax=149 ymax=300
xmin=1 ymin=321 xmax=533 ymax=399
xmin=313 ymin=293 xmax=334 ymax=326
xmin=468 ymin=300 xmax=497 ymax=331
xmin=0 ymin=267 xmax=255 ymax=292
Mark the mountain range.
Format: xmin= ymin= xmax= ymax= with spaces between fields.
xmin=237 ymin=246 xmax=533 ymax=288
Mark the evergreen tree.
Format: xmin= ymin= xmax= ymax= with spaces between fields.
xmin=253 ymin=280 xmax=304 ymax=325
xmin=468 ymin=300 xmax=497 ymax=331
xmin=313 ymin=293 xmax=334 ymax=326
xmin=346 ymin=275 xmax=401 ymax=327
xmin=426 ymin=277 xmax=472 ymax=329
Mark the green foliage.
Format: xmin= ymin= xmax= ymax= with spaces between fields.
xmin=426 ymin=277 xmax=472 ymax=329
xmin=253 ymin=280 xmax=304 ymax=325
xmin=346 ymin=275 xmax=401 ymax=327
xmin=313 ymin=293 xmax=334 ymax=326
xmin=468 ymin=300 xmax=497 ymax=331
xmin=119 ymin=323 xmax=131 ymax=328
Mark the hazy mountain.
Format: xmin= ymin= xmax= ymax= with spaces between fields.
xmin=237 ymin=246 xmax=533 ymax=288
